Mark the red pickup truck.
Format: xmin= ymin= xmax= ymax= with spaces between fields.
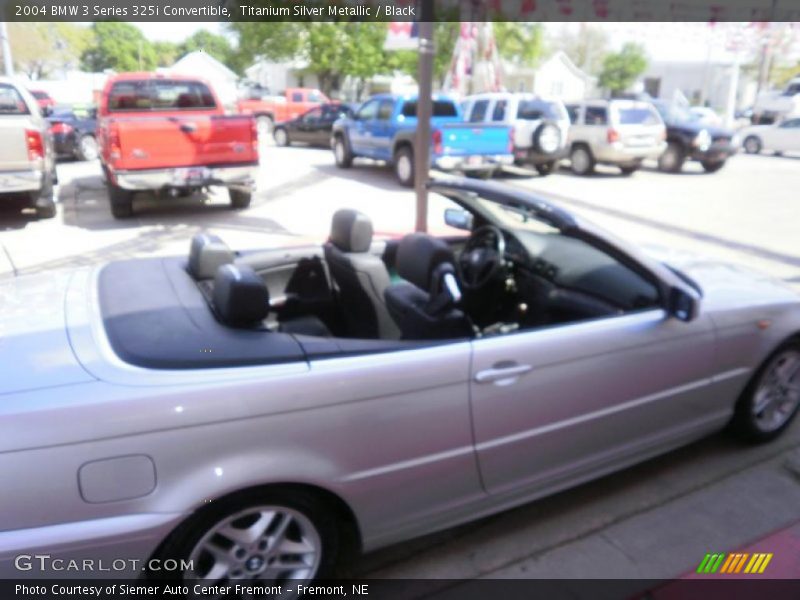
xmin=98 ymin=73 xmax=258 ymax=219
xmin=236 ymin=87 xmax=328 ymax=133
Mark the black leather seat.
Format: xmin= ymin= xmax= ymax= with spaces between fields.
xmin=384 ymin=233 xmax=473 ymax=340
xmin=324 ymin=209 xmax=399 ymax=339
xmin=213 ymin=264 xmax=331 ymax=337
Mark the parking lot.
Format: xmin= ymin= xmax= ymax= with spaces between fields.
xmin=2 ymin=141 xmax=800 ymax=581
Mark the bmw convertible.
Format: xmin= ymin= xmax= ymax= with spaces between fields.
xmin=1 ymin=178 xmax=799 ymax=585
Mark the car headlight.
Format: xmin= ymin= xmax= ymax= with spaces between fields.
xmin=693 ymin=129 xmax=712 ymax=151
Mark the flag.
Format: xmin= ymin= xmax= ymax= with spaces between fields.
xmin=385 ymin=22 xmax=419 ymax=51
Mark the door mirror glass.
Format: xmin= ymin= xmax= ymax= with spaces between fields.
xmin=444 ymin=208 xmax=474 ymax=231
xmin=668 ymin=287 xmax=699 ymax=322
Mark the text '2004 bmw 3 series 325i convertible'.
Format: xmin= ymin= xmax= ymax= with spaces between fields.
xmin=1 ymin=178 xmax=800 ymax=585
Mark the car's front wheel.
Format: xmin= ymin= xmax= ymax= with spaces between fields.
xmin=658 ymin=142 xmax=685 ymax=173
xmin=701 ymin=160 xmax=726 ymax=173
xmin=394 ymin=145 xmax=415 ymax=187
xmin=149 ymin=489 xmax=341 ymax=585
xmin=743 ymin=135 xmax=762 ymax=154
xmin=274 ymin=128 xmax=290 ymax=147
xmin=569 ymin=145 xmax=594 ymax=176
xmin=76 ymin=134 xmax=99 ymax=161
xmin=333 ymin=135 xmax=353 ymax=168
xmin=731 ymin=340 xmax=800 ymax=443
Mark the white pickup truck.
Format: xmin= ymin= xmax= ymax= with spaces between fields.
xmin=0 ymin=77 xmax=57 ymax=218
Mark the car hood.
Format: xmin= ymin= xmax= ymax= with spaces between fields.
xmin=666 ymin=120 xmax=733 ymax=138
xmin=0 ymin=270 xmax=95 ymax=395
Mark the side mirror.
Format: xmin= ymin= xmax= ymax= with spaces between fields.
xmin=444 ymin=208 xmax=474 ymax=231
xmin=668 ymin=287 xmax=699 ymax=322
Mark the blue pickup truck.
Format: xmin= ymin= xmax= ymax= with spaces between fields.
xmin=331 ymin=94 xmax=514 ymax=186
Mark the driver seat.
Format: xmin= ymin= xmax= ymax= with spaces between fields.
xmin=384 ymin=233 xmax=473 ymax=340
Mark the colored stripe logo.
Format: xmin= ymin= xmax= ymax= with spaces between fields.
xmin=696 ymin=552 xmax=773 ymax=574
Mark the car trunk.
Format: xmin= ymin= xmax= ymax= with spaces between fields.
xmin=611 ymin=101 xmax=665 ymax=150
xmin=438 ymin=123 xmax=511 ymax=157
xmin=0 ymin=270 xmax=95 ymax=395
xmin=111 ymin=115 xmax=257 ymax=170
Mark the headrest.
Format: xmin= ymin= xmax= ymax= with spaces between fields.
xmin=189 ymin=233 xmax=234 ymax=280
xmin=213 ymin=264 xmax=269 ymax=326
xmin=395 ymin=233 xmax=457 ymax=293
xmin=329 ymin=209 xmax=373 ymax=253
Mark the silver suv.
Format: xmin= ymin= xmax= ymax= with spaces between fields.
xmin=565 ymin=99 xmax=666 ymax=176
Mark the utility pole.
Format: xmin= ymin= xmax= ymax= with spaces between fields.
xmin=0 ymin=22 xmax=13 ymax=76
xmin=414 ymin=1 xmax=434 ymax=233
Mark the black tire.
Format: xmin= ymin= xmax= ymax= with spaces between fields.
xmin=394 ymin=145 xmax=415 ymax=187
xmin=535 ymin=160 xmax=557 ymax=176
xmin=743 ymin=135 xmax=762 ymax=154
xmin=729 ymin=339 xmax=800 ymax=443
xmin=658 ymin=142 xmax=686 ymax=173
xmin=147 ymin=488 xmax=341 ymax=583
xmin=620 ymin=162 xmax=641 ymax=176
xmin=229 ymin=188 xmax=252 ymax=209
xmin=273 ymin=127 xmax=290 ymax=147
xmin=701 ymin=160 xmax=726 ymax=173
xmin=333 ymin=135 xmax=353 ymax=168
xmin=569 ymin=145 xmax=594 ymax=176
xmin=34 ymin=197 xmax=56 ymax=219
xmin=532 ymin=121 xmax=562 ymax=155
xmin=76 ymin=134 xmax=99 ymax=161
xmin=108 ymin=183 xmax=133 ymax=219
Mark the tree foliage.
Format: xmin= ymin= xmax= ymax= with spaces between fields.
xmin=81 ymin=22 xmax=158 ymax=72
xmin=598 ymin=43 xmax=648 ymax=93
xmin=548 ymin=24 xmax=610 ymax=75
xmin=495 ymin=23 xmax=543 ymax=67
xmin=7 ymin=22 xmax=92 ymax=79
xmin=177 ymin=30 xmax=239 ymax=72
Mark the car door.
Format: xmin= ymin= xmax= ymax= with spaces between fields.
xmin=772 ymin=118 xmax=800 ymax=152
xmin=349 ymin=99 xmax=380 ymax=156
xmin=372 ymin=99 xmax=396 ymax=161
xmin=470 ymin=293 xmax=717 ymax=496
xmin=294 ymin=107 xmax=323 ymax=144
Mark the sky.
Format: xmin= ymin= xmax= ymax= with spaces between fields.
xmin=133 ymin=22 xmax=225 ymax=42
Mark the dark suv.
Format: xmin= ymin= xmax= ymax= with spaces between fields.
xmin=651 ymin=100 xmax=737 ymax=173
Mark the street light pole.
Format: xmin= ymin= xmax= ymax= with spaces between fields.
xmin=0 ymin=22 xmax=14 ymax=76
xmin=414 ymin=2 xmax=434 ymax=233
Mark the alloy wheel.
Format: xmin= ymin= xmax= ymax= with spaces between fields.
xmin=752 ymin=350 xmax=800 ymax=433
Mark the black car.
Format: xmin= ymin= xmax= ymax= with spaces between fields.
xmin=273 ymin=103 xmax=354 ymax=148
xmin=651 ymin=100 xmax=737 ymax=173
xmin=47 ymin=108 xmax=98 ymax=161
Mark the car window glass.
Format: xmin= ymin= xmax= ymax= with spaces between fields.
xmin=108 ymin=80 xmax=216 ymax=111
xmin=615 ymin=105 xmax=661 ymax=125
xmin=517 ymin=99 xmax=559 ymax=120
xmin=0 ymin=85 xmax=29 ymax=115
xmin=308 ymin=90 xmax=323 ymax=102
xmin=356 ymin=100 xmax=380 ymax=120
xmin=302 ymin=107 xmax=323 ymax=122
xmin=377 ymin=100 xmax=394 ymax=121
xmin=565 ymin=105 xmax=580 ymax=123
xmin=780 ymin=118 xmax=800 ymax=128
xmin=292 ymin=92 xmax=303 ymax=102
xmin=469 ymin=99 xmax=489 ymax=122
xmin=401 ymin=100 xmax=458 ymax=118
xmin=585 ymin=106 xmax=608 ymax=125
xmin=492 ymin=100 xmax=507 ymax=121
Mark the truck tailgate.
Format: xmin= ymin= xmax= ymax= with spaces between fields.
xmin=0 ymin=116 xmax=32 ymax=171
xmin=111 ymin=115 xmax=256 ymax=170
xmin=439 ymin=124 xmax=511 ymax=157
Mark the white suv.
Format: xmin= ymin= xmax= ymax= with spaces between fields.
xmin=565 ymin=99 xmax=667 ymax=176
xmin=461 ymin=93 xmax=570 ymax=175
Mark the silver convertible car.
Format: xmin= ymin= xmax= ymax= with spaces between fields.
xmin=1 ymin=178 xmax=799 ymax=585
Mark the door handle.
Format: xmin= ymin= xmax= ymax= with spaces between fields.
xmin=180 ymin=123 xmax=198 ymax=133
xmin=475 ymin=363 xmax=532 ymax=384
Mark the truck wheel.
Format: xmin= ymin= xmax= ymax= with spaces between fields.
xmin=701 ymin=160 xmax=726 ymax=173
xmin=743 ymin=136 xmax=762 ymax=154
xmin=658 ymin=142 xmax=685 ymax=173
xmin=256 ymin=115 xmax=274 ymax=136
xmin=108 ymin=184 xmax=133 ymax=219
xmin=619 ymin=161 xmax=641 ymax=176
xmin=569 ymin=145 xmax=594 ymax=176
xmin=76 ymin=135 xmax=99 ymax=161
xmin=230 ymin=188 xmax=252 ymax=209
xmin=535 ymin=160 xmax=557 ymax=176
xmin=333 ymin=136 xmax=353 ymax=168
xmin=394 ymin=146 xmax=415 ymax=187
xmin=274 ymin=128 xmax=289 ymax=147
xmin=33 ymin=191 xmax=57 ymax=219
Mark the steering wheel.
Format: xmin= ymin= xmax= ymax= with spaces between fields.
xmin=459 ymin=225 xmax=506 ymax=291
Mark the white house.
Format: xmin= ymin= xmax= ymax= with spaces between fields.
xmin=244 ymin=59 xmax=321 ymax=95
xmin=170 ymin=51 xmax=239 ymax=108
xmin=530 ymin=51 xmax=595 ymax=101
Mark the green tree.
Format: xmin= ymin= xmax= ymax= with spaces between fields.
xmin=81 ymin=22 xmax=157 ymax=72
xmin=598 ymin=43 xmax=648 ymax=94
xmin=152 ymin=41 xmax=179 ymax=68
xmin=495 ymin=23 xmax=543 ymax=67
xmin=548 ymin=24 xmax=610 ymax=75
xmin=178 ymin=30 xmax=238 ymax=72
xmin=7 ymin=22 xmax=92 ymax=78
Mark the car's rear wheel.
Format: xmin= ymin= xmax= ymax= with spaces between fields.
xmin=229 ymin=188 xmax=252 ymax=209
xmin=743 ymin=135 xmax=762 ymax=154
xmin=33 ymin=191 xmax=56 ymax=219
xmin=108 ymin=183 xmax=133 ymax=219
xmin=701 ymin=160 xmax=726 ymax=173
xmin=274 ymin=127 xmax=290 ymax=147
xmin=619 ymin=161 xmax=641 ymax=176
xmin=394 ymin=145 xmax=414 ymax=187
xmin=535 ymin=160 xmax=557 ymax=176
xmin=658 ymin=142 xmax=685 ymax=173
xmin=256 ymin=115 xmax=274 ymax=136
xmin=569 ymin=145 xmax=594 ymax=176
xmin=76 ymin=134 xmax=99 ymax=161
xmin=333 ymin=135 xmax=353 ymax=168
xmin=148 ymin=489 xmax=340 ymax=586
xmin=730 ymin=340 xmax=800 ymax=443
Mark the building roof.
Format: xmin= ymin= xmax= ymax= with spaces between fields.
xmin=172 ymin=51 xmax=237 ymax=81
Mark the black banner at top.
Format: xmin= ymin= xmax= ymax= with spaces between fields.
xmin=2 ymin=0 xmax=800 ymax=22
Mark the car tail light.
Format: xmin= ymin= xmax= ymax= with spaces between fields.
xmin=659 ymin=128 xmax=667 ymax=140
xmin=607 ymin=128 xmax=620 ymax=143
xmin=109 ymin=127 xmax=121 ymax=161
xmin=508 ymin=127 xmax=515 ymax=153
xmin=251 ymin=116 xmax=259 ymax=157
xmin=50 ymin=122 xmax=74 ymax=135
xmin=432 ymin=129 xmax=443 ymax=154
xmin=25 ymin=129 xmax=44 ymax=161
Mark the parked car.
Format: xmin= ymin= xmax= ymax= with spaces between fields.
xmin=47 ymin=108 xmax=99 ymax=161
xmin=740 ymin=116 xmax=800 ymax=156
xmin=651 ymin=100 xmax=737 ymax=173
xmin=753 ymin=77 xmax=800 ymax=124
xmin=565 ymin=99 xmax=667 ymax=175
xmin=0 ymin=77 xmax=57 ymax=218
xmin=28 ymin=89 xmax=55 ymax=115
xmin=237 ymin=87 xmax=329 ymax=134
xmin=688 ymin=106 xmax=723 ymax=127
xmin=332 ymin=94 xmax=513 ymax=186
xmin=97 ymin=72 xmax=259 ymax=219
xmin=2 ymin=177 xmax=799 ymax=583
xmin=273 ymin=103 xmax=353 ymax=148
xmin=461 ymin=93 xmax=570 ymax=175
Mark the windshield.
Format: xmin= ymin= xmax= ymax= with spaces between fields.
xmin=0 ymin=84 xmax=29 ymax=115
xmin=653 ymin=101 xmax=693 ymax=123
